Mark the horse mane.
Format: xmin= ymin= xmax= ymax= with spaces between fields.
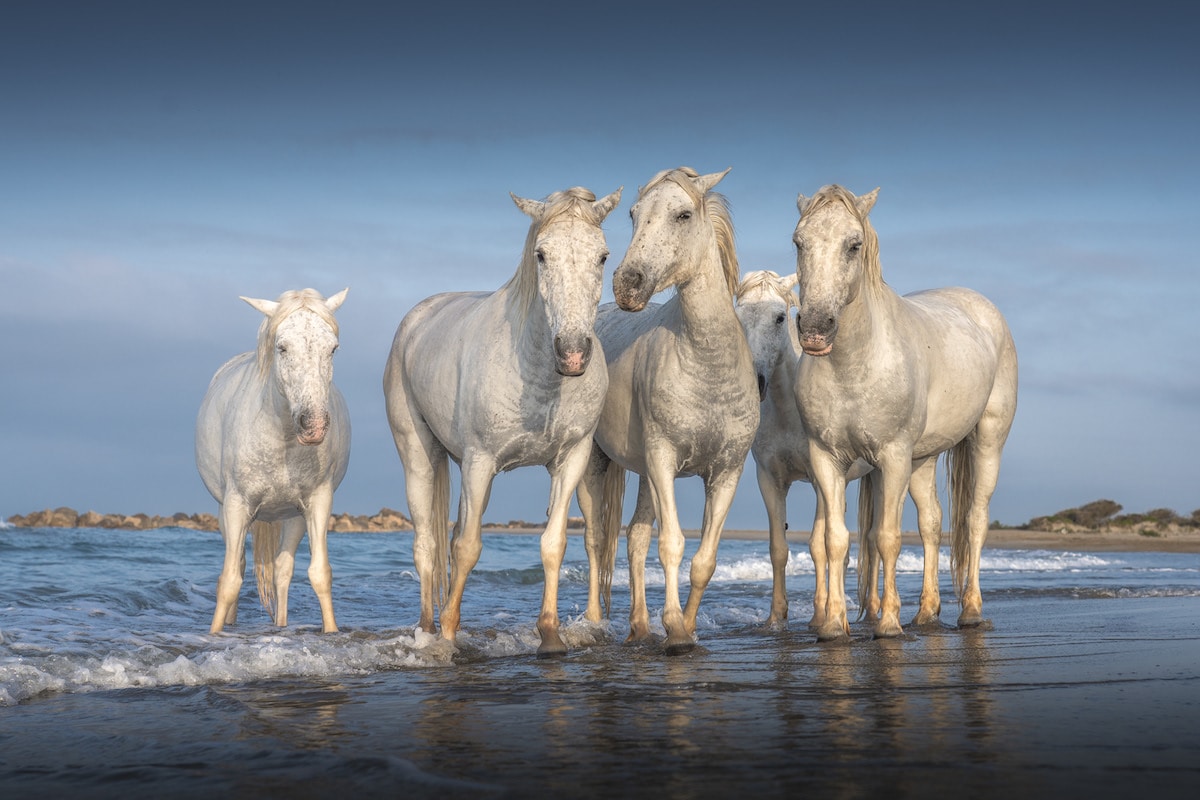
xmin=503 ymin=186 xmax=608 ymax=329
xmin=641 ymin=167 xmax=739 ymax=296
xmin=735 ymin=269 xmax=798 ymax=308
xmin=802 ymin=184 xmax=884 ymax=291
xmin=254 ymin=288 xmax=340 ymax=378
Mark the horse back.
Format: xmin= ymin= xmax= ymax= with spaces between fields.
xmin=901 ymin=286 xmax=1015 ymax=452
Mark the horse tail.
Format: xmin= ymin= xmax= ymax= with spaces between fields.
xmin=948 ymin=437 xmax=974 ymax=604
xmin=855 ymin=471 xmax=876 ymax=620
xmin=597 ymin=460 xmax=627 ymax=618
xmin=251 ymin=519 xmax=282 ymax=618
xmin=431 ymin=454 xmax=451 ymax=612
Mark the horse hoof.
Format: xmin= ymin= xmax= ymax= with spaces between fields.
xmin=872 ymin=623 xmax=904 ymax=639
xmin=537 ymin=643 xmax=568 ymax=659
xmin=957 ymin=615 xmax=985 ymax=629
xmin=815 ymin=622 xmax=849 ymax=642
xmin=664 ymin=638 xmax=696 ymax=656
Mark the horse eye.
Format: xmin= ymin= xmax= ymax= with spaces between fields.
xmin=535 ymin=249 xmax=546 ymax=264
xmin=848 ymin=240 xmax=862 ymax=253
xmin=676 ymin=211 xmax=692 ymax=222
xmin=775 ymin=313 xmax=786 ymax=325
xmin=600 ymin=253 xmax=608 ymax=266
xmin=277 ymin=344 xmax=288 ymax=354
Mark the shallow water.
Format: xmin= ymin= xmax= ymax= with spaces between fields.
xmin=3 ymin=526 xmax=1200 ymax=797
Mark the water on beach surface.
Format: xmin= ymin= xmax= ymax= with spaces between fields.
xmin=3 ymin=526 xmax=1200 ymax=798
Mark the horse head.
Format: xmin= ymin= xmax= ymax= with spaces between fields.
xmin=792 ymin=185 xmax=880 ymax=356
xmin=511 ymin=186 xmax=622 ymax=376
xmin=243 ymin=288 xmax=348 ymax=445
xmin=735 ymin=270 xmax=799 ymax=400
xmin=614 ymin=167 xmax=734 ymax=312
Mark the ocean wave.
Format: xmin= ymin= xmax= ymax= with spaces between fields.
xmin=0 ymin=627 xmax=458 ymax=706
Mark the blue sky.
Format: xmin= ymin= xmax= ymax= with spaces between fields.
xmin=2 ymin=1 xmax=1197 ymax=531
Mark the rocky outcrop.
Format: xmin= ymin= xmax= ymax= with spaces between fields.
xmin=6 ymin=507 xmax=415 ymax=532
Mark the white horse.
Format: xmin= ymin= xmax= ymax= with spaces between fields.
xmin=735 ymin=269 xmax=939 ymax=631
xmin=196 ymin=287 xmax=351 ymax=634
xmin=383 ymin=186 xmax=622 ymax=657
xmin=792 ymin=185 xmax=1018 ymax=640
xmin=578 ymin=167 xmax=759 ymax=655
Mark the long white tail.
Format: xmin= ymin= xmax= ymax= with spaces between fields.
xmin=947 ymin=437 xmax=974 ymax=604
xmin=595 ymin=461 xmax=626 ymax=618
xmin=251 ymin=519 xmax=283 ymax=617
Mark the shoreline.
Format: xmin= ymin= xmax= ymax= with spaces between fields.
xmin=8 ymin=518 xmax=1199 ymax=554
xmin=481 ymin=525 xmax=1200 ymax=553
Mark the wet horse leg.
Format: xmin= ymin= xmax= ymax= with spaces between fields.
xmin=908 ymin=456 xmax=943 ymax=626
xmin=211 ymin=496 xmax=251 ymax=633
xmin=536 ymin=438 xmax=593 ymax=657
xmin=682 ymin=470 xmax=741 ymax=635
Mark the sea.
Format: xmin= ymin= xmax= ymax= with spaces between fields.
xmin=3 ymin=522 xmax=1200 ymax=798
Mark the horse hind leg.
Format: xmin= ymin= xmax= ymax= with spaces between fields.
xmin=951 ymin=430 xmax=1007 ymax=629
xmin=908 ymin=456 xmax=943 ymax=627
xmin=681 ymin=471 xmax=741 ymax=639
xmin=626 ymin=476 xmax=656 ymax=643
xmin=440 ymin=454 xmax=494 ymax=642
xmin=271 ymin=519 xmax=306 ymax=627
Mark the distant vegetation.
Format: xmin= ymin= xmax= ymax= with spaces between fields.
xmin=1021 ymin=499 xmax=1200 ymax=533
xmin=6 ymin=502 xmax=1200 ymax=534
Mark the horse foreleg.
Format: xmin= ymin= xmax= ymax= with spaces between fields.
xmin=809 ymin=450 xmax=851 ymax=641
xmin=908 ymin=457 xmax=943 ymax=626
xmin=682 ymin=471 xmax=741 ymax=634
xmin=872 ymin=454 xmax=913 ymax=639
xmin=756 ymin=461 xmax=791 ymax=627
xmin=211 ymin=498 xmax=251 ymax=633
xmin=808 ymin=488 xmax=828 ymax=630
xmin=578 ymin=444 xmax=611 ymax=622
xmin=441 ymin=456 xmax=493 ymax=642
xmin=537 ymin=441 xmax=592 ymax=657
xmin=305 ymin=487 xmax=338 ymax=633
xmin=645 ymin=456 xmax=691 ymax=655
xmin=626 ymin=476 xmax=655 ymax=643
xmin=273 ymin=518 xmax=306 ymax=627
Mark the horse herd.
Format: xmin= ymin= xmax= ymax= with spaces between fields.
xmin=195 ymin=166 xmax=1018 ymax=656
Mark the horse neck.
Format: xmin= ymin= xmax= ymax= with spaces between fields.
xmin=827 ymin=281 xmax=903 ymax=366
xmin=500 ymin=284 xmax=556 ymax=367
xmin=673 ymin=256 xmax=741 ymax=358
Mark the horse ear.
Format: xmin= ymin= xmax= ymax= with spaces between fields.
xmin=511 ymin=192 xmax=545 ymax=219
xmin=784 ymin=272 xmax=799 ymax=291
xmin=696 ymin=167 xmax=732 ymax=194
xmin=241 ymin=296 xmax=279 ymax=317
xmin=325 ymin=287 xmax=349 ymax=312
xmin=796 ymin=193 xmax=810 ymax=215
xmin=856 ymin=187 xmax=880 ymax=216
xmin=593 ymin=187 xmax=623 ymax=221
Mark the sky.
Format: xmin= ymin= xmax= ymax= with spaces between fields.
xmin=2 ymin=1 xmax=1197 ymax=532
